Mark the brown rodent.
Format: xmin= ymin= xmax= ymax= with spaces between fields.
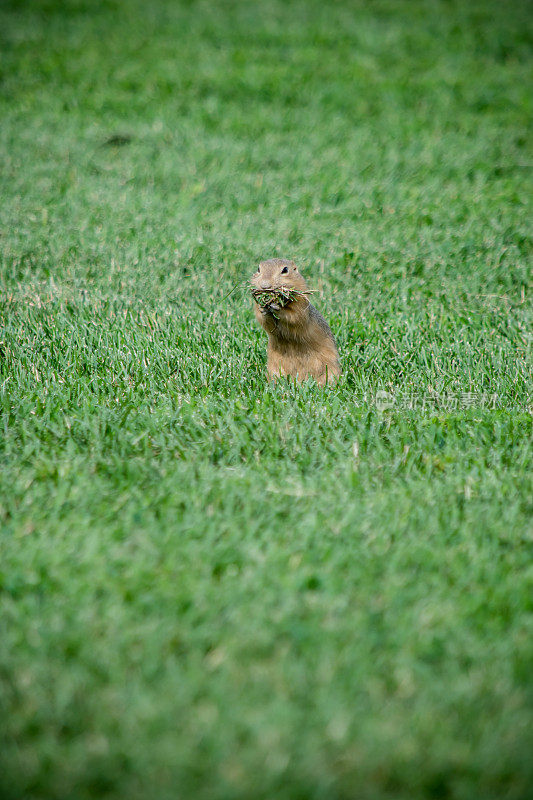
xmin=251 ymin=258 xmax=341 ymax=385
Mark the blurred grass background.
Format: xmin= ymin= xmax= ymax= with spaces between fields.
xmin=0 ymin=1 xmax=532 ymax=798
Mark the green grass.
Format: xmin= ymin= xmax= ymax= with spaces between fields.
xmin=1 ymin=0 xmax=532 ymax=798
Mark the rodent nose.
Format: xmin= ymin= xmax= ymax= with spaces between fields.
xmin=260 ymin=280 xmax=272 ymax=289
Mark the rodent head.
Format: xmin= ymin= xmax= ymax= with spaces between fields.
xmin=250 ymin=258 xmax=307 ymax=291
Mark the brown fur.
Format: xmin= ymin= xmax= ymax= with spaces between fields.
xmin=251 ymin=258 xmax=341 ymax=385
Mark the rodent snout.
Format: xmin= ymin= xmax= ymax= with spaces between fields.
xmin=259 ymin=280 xmax=272 ymax=289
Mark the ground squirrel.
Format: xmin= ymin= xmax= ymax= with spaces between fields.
xmin=251 ymin=258 xmax=341 ymax=385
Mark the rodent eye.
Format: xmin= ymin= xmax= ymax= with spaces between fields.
xmin=281 ymin=266 xmax=289 ymax=274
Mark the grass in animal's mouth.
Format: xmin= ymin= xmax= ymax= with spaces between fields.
xmin=250 ymin=286 xmax=315 ymax=310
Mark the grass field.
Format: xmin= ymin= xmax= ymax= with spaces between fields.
xmin=1 ymin=0 xmax=532 ymax=798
